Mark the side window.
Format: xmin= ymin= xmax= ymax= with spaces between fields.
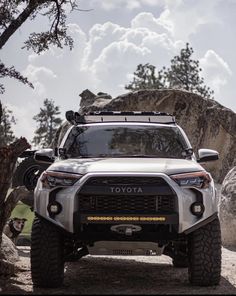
xmin=62 ymin=127 xmax=85 ymax=158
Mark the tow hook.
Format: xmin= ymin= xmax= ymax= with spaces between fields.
xmin=110 ymin=224 xmax=142 ymax=236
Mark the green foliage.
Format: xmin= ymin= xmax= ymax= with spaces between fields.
xmin=164 ymin=43 xmax=214 ymax=99
xmin=125 ymin=63 xmax=165 ymax=91
xmin=10 ymin=202 xmax=34 ymax=236
xmin=0 ymin=61 xmax=34 ymax=94
xmin=126 ymin=43 xmax=214 ymax=100
xmin=33 ymin=98 xmax=62 ymax=148
xmin=0 ymin=103 xmax=16 ymax=147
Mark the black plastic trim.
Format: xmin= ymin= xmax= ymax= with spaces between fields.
xmin=183 ymin=213 xmax=218 ymax=235
xmin=197 ymin=155 xmax=219 ymax=162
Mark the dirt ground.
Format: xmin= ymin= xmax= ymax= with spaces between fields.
xmin=0 ymin=246 xmax=235 ymax=295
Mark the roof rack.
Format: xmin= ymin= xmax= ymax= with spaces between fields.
xmin=65 ymin=111 xmax=175 ymax=125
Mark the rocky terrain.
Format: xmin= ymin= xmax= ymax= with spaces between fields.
xmin=0 ymin=246 xmax=236 ymax=295
xmin=220 ymin=167 xmax=236 ymax=248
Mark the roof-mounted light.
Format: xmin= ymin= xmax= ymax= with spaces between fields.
xmin=65 ymin=111 xmax=175 ymax=125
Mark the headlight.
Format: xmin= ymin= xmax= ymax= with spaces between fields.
xmin=170 ymin=171 xmax=212 ymax=189
xmin=41 ymin=171 xmax=82 ymax=189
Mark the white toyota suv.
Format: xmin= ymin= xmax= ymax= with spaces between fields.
xmin=30 ymin=111 xmax=221 ymax=288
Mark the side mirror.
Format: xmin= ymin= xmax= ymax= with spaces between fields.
xmin=198 ymin=149 xmax=219 ymax=163
xmin=34 ymin=148 xmax=55 ymax=163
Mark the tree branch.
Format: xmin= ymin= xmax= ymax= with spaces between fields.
xmin=3 ymin=187 xmax=32 ymax=223
xmin=0 ymin=137 xmax=30 ymax=208
xmin=0 ymin=1 xmax=44 ymax=50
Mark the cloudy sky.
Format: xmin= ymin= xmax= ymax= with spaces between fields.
xmin=1 ymin=0 xmax=235 ymax=143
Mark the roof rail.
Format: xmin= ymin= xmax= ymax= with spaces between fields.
xmin=65 ymin=111 xmax=175 ymax=125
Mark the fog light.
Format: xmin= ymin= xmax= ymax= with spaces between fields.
xmin=190 ymin=202 xmax=205 ymax=216
xmin=47 ymin=202 xmax=62 ymax=216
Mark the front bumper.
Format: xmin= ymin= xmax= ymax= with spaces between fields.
xmin=34 ymin=172 xmax=218 ymax=234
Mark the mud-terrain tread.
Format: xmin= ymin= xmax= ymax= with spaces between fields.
xmin=31 ymin=217 xmax=64 ymax=288
xmin=188 ymin=217 xmax=221 ymax=286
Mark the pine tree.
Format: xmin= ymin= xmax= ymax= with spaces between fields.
xmin=126 ymin=44 xmax=214 ymax=100
xmin=164 ymin=43 xmax=214 ymax=99
xmin=33 ymin=99 xmax=62 ymax=148
xmin=125 ymin=63 xmax=165 ymax=91
xmin=0 ymin=104 xmax=16 ymax=147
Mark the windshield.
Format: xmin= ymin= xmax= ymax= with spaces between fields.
xmin=63 ymin=124 xmax=189 ymax=159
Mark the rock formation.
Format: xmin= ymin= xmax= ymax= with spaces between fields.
xmin=220 ymin=167 xmax=236 ymax=248
xmin=0 ymin=234 xmax=19 ymax=276
xmin=79 ymin=89 xmax=236 ymax=183
xmin=79 ymin=89 xmax=112 ymax=112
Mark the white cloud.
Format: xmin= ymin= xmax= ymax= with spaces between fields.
xmin=6 ymin=102 xmax=39 ymax=143
xmin=131 ymin=12 xmax=172 ymax=35
xmin=22 ymin=65 xmax=57 ymax=96
xmin=91 ymin=0 xmax=140 ymax=10
xmin=89 ymin=40 xmax=151 ymax=93
xmin=91 ymin=0 xmax=165 ymax=10
xmin=157 ymin=0 xmax=222 ymax=40
xmin=23 ymin=65 xmax=57 ymax=80
xmin=200 ymin=50 xmax=232 ymax=95
xmin=79 ymin=12 xmax=188 ymax=95
xmin=82 ymin=22 xmax=127 ymax=68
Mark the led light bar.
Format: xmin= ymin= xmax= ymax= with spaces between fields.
xmin=80 ymin=214 xmax=179 ymax=224
xmin=66 ymin=111 xmax=175 ymax=125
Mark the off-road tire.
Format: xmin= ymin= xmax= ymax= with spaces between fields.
xmin=31 ymin=216 xmax=64 ymax=288
xmin=12 ymin=156 xmax=49 ymax=191
xmin=188 ymin=217 xmax=221 ymax=286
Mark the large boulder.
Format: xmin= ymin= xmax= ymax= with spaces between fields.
xmin=0 ymin=233 xmax=19 ymax=276
xmin=79 ymin=89 xmax=236 ymax=183
xmin=219 ymin=167 xmax=236 ymax=248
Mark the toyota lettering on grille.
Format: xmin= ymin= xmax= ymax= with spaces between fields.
xmin=110 ymin=187 xmax=143 ymax=194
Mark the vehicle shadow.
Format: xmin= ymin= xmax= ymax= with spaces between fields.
xmin=2 ymin=248 xmax=236 ymax=295
xmin=33 ymin=255 xmax=236 ymax=295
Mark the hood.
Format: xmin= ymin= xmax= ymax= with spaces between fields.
xmin=47 ymin=157 xmax=204 ymax=176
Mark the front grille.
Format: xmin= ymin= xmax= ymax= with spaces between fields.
xmin=78 ymin=194 xmax=175 ymax=214
xmin=84 ymin=177 xmax=167 ymax=186
xmin=79 ymin=176 xmax=176 ymax=215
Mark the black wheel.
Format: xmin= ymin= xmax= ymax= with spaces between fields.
xmin=31 ymin=216 xmax=65 ymax=288
xmin=188 ymin=217 xmax=221 ymax=286
xmin=12 ymin=156 xmax=50 ymax=191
